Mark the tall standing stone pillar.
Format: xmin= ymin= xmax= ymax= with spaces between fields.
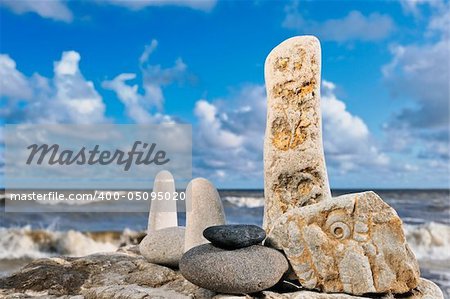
xmin=263 ymin=36 xmax=331 ymax=232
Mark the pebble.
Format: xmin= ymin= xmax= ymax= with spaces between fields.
xmin=179 ymin=244 xmax=288 ymax=294
xmin=139 ymin=226 xmax=185 ymax=267
xmin=203 ymin=224 xmax=266 ymax=249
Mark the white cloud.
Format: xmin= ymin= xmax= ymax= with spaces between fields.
xmin=194 ymin=100 xmax=243 ymax=149
xmin=382 ymin=1 xmax=450 ymax=143
xmin=386 ymin=0 xmax=449 ymax=117
xmin=382 ymin=1 xmax=449 ymax=167
xmin=139 ymin=39 xmax=158 ymax=65
xmin=193 ymin=81 xmax=389 ymax=182
xmin=321 ymin=81 xmax=389 ymax=173
xmin=142 ymin=58 xmax=187 ymax=111
xmin=0 ymin=0 xmax=73 ymax=22
xmin=0 ymin=0 xmax=216 ymax=23
xmin=383 ymin=40 xmax=449 ymax=129
xmin=102 ymin=73 xmax=147 ymax=123
xmin=55 ymin=51 xmax=80 ymax=75
xmin=1 ymin=51 xmax=106 ymax=124
xmin=102 ymin=73 xmax=172 ymax=124
xmin=283 ymin=1 xmax=395 ymax=42
xmin=51 ymin=51 xmax=106 ymax=123
xmin=193 ymin=85 xmax=266 ymax=180
xmin=102 ymin=39 xmax=186 ymax=124
xmin=322 ymin=82 xmax=369 ymax=151
xmin=100 ymin=0 xmax=217 ymax=12
xmin=428 ymin=5 xmax=450 ymax=35
xmin=0 ymin=54 xmax=33 ymax=100
xmin=399 ymin=0 xmax=445 ymax=17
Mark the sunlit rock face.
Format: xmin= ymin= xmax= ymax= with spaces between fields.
xmin=263 ymin=36 xmax=331 ymax=233
xmin=267 ymin=191 xmax=421 ymax=295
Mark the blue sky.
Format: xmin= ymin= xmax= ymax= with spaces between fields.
xmin=1 ymin=0 xmax=449 ymax=189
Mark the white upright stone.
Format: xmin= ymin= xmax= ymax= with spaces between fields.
xmin=263 ymin=36 xmax=331 ymax=233
xmin=147 ymin=170 xmax=178 ymax=233
xmin=184 ymin=178 xmax=226 ymax=252
xmin=140 ymin=170 xmax=184 ymax=267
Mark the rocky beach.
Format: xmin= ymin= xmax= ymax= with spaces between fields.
xmin=0 ymin=249 xmax=444 ymax=299
xmin=1 ymin=36 xmax=448 ymax=299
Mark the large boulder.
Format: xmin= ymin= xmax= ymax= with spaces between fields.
xmin=266 ymin=191 xmax=421 ymax=295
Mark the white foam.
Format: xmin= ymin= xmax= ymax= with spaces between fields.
xmin=2 ymin=222 xmax=449 ymax=262
xmin=56 ymin=230 xmax=117 ymax=256
xmin=0 ymin=226 xmax=48 ymax=260
xmin=0 ymin=226 xmax=126 ymax=260
xmin=223 ymin=196 xmax=264 ymax=208
xmin=405 ymin=222 xmax=450 ymax=260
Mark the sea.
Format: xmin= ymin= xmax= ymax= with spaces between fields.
xmin=1 ymin=189 xmax=449 ymax=298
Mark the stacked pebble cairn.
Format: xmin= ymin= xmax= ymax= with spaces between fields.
xmin=139 ymin=35 xmax=444 ymax=298
xmin=140 ymin=172 xmax=289 ymax=294
xmin=180 ymin=225 xmax=288 ymax=294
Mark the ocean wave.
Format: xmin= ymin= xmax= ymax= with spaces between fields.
xmin=405 ymin=222 xmax=450 ymax=260
xmin=0 ymin=226 xmax=143 ymax=260
xmin=223 ymin=196 xmax=264 ymax=208
xmin=1 ymin=222 xmax=449 ymax=262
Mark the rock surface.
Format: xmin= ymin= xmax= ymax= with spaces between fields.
xmin=180 ymin=244 xmax=289 ymax=294
xmin=217 ymin=278 xmax=443 ymax=298
xmin=0 ymin=252 xmax=215 ymax=299
xmin=147 ymin=170 xmax=178 ymax=232
xmin=185 ymin=178 xmax=226 ymax=251
xmin=0 ymin=253 xmax=442 ymax=298
xmin=266 ymin=191 xmax=421 ymax=295
xmin=263 ymin=36 xmax=331 ymax=233
xmin=139 ymin=226 xmax=185 ymax=267
xmin=203 ymin=224 xmax=266 ymax=249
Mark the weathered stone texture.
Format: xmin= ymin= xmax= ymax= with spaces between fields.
xmin=266 ymin=191 xmax=421 ymax=295
xmin=264 ymin=36 xmax=331 ymax=232
xmin=0 ymin=253 xmax=441 ymax=298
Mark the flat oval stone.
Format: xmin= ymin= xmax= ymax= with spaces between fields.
xmin=139 ymin=226 xmax=185 ymax=267
xmin=203 ymin=224 xmax=266 ymax=249
xmin=180 ymin=244 xmax=288 ymax=294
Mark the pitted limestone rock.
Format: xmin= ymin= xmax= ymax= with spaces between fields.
xmin=266 ymin=191 xmax=421 ymax=295
xmin=264 ymin=36 xmax=331 ymax=233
